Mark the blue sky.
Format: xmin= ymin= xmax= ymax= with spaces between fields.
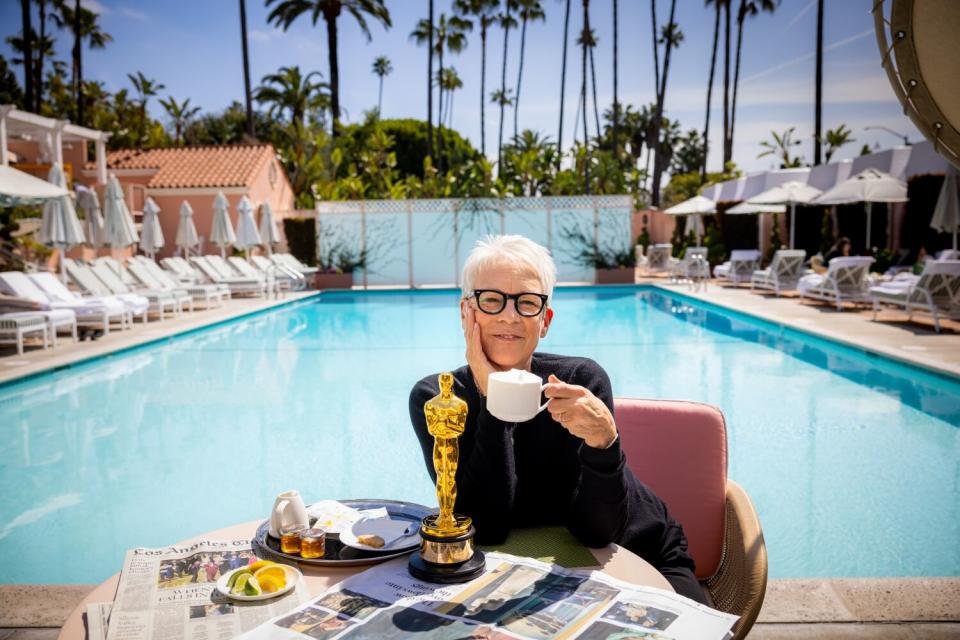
xmin=0 ymin=0 xmax=921 ymax=173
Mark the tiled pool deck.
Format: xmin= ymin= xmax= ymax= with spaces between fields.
xmin=2 ymin=282 xmax=958 ymax=636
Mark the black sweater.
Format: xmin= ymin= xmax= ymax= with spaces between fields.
xmin=409 ymin=352 xmax=705 ymax=603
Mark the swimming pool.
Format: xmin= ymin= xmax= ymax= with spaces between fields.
xmin=1 ymin=286 xmax=957 ymax=584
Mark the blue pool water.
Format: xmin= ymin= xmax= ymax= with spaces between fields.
xmin=1 ymin=287 xmax=958 ymax=584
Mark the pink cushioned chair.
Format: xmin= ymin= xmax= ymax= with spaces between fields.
xmin=615 ymin=398 xmax=767 ymax=640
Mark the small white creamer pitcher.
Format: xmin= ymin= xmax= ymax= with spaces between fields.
xmin=270 ymin=489 xmax=309 ymax=538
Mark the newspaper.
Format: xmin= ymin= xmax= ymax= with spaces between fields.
xmin=104 ymin=539 xmax=309 ymax=640
xmin=236 ymin=551 xmax=738 ymax=640
xmin=85 ymin=602 xmax=112 ymax=640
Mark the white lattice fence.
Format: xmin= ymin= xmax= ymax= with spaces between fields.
xmin=315 ymin=195 xmax=634 ymax=288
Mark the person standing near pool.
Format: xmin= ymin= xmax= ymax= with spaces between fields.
xmin=408 ymin=235 xmax=705 ymax=603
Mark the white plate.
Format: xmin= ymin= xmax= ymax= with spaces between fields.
xmin=215 ymin=564 xmax=302 ymax=602
xmin=340 ymin=519 xmax=421 ymax=553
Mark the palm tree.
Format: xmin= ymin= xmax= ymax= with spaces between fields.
xmin=722 ymin=0 xmax=731 ymax=164
xmin=159 ymin=96 xmax=201 ymax=145
xmin=612 ymin=0 xmax=619 ymax=163
xmin=651 ymin=3 xmax=683 ymax=208
xmin=20 ymin=0 xmax=33 ymax=112
xmin=821 ymin=123 xmax=854 ymax=163
xmin=702 ymin=0 xmax=726 ymax=179
xmin=412 ymin=13 xmax=472 ymax=173
xmin=814 ymin=0 xmax=824 ymax=164
xmin=439 ymin=67 xmax=463 ymax=128
xmin=127 ymin=71 xmax=165 ymax=148
xmin=491 ymin=87 xmax=514 ymax=169
xmin=35 ymin=0 xmax=49 ymax=112
xmin=6 ymin=29 xmax=53 ymax=113
xmin=512 ymin=0 xmax=545 ymax=141
xmin=265 ymin=0 xmax=392 ymax=138
xmin=253 ymin=66 xmax=330 ymax=130
xmin=239 ymin=0 xmax=255 ymax=137
xmin=727 ymin=0 xmax=777 ymax=163
xmin=496 ymin=2 xmax=518 ymax=170
xmin=758 ymin=126 xmax=802 ymax=168
xmin=428 ymin=0 xmax=434 ymax=161
xmin=454 ymin=0 xmax=499 ymax=158
xmin=576 ymin=26 xmax=600 ymax=140
xmin=580 ymin=0 xmax=591 ymax=194
xmin=371 ymin=55 xmax=392 ymax=116
xmin=53 ymin=0 xmax=112 ymax=127
xmin=557 ymin=0 xmax=571 ymax=167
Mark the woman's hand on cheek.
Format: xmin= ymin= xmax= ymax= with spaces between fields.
xmin=463 ymin=304 xmax=496 ymax=396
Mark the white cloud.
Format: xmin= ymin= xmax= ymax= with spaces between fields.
xmin=248 ymin=29 xmax=277 ymax=43
xmin=118 ymin=6 xmax=149 ymax=21
xmin=80 ymin=0 xmax=111 ymax=15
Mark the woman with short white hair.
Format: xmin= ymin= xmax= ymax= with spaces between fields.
xmin=409 ymin=235 xmax=704 ymax=603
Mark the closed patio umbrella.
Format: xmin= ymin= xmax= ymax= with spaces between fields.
xmin=38 ymin=163 xmax=86 ymax=281
xmin=209 ymin=191 xmax=236 ymax=258
xmin=234 ymin=195 xmax=262 ymax=256
xmin=76 ymin=185 xmax=104 ymax=249
xmin=664 ymin=196 xmax=716 ymax=246
xmin=140 ymin=197 xmax=165 ymax=259
xmin=258 ymin=202 xmax=282 ymax=255
xmin=930 ymin=167 xmax=959 ymax=250
xmin=102 ymin=174 xmax=139 ymax=249
xmin=176 ymin=201 xmax=200 ymax=257
xmin=748 ymin=181 xmax=822 ymax=250
xmin=812 ymin=169 xmax=907 ymax=250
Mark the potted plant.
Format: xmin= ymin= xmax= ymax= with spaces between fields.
xmin=315 ymin=239 xmax=367 ymax=290
xmin=560 ymin=222 xmax=637 ymax=285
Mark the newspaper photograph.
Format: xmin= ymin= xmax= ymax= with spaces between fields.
xmin=236 ymin=552 xmax=738 ymax=640
xmin=105 ymin=539 xmax=309 ymax=640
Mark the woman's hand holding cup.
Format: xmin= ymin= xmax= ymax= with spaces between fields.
xmin=544 ymin=374 xmax=618 ymax=449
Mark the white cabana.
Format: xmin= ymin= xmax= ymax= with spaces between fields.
xmin=749 ymin=181 xmax=823 ymax=249
xmin=0 ymin=163 xmax=69 ymax=205
xmin=209 ymin=191 xmax=237 ymax=258
xmin=931 ymin=167 xmax=959 ymax=250
xmin=234 ymin=195 xmax=262 ymax=255
xmin=258 ymin=202 xmax=281 ymax=255
xmin=176 ymin=201 xmax=200 ymax=257
xmin=813 ymin=169 xmax=907 ymax=250
xmin=664 ymin=196 xmax=715 ymax=246
xmin=102 ymin=174 xmax=139 ymax=249
xmin=38 ymin=163 xmax=85 ymax=281
xmin=140 ymin=197 xmax=165 ymax=259
xmin=727 ymin=201 xmax=787 ymax=253
xmin=76 ymin=185 xmax=104 ymax=249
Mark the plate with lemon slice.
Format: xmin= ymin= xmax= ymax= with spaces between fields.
xmin=215 ymin=561 xmax=302 ymax=602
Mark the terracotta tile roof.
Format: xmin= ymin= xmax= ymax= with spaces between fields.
xmin=92 ymin=144 xmax=276 ymax=189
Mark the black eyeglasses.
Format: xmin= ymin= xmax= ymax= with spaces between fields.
xmin=471 ymin=289 xmax=549 ymax=317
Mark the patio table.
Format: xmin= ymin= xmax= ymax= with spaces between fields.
xmin=59 ymin=519 xmax=672 ymax=639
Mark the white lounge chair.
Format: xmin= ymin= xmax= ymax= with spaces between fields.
xmin=644 ymin=244 xmax=673 ymax=275
xmin=0 ymin=313 xmax=48 ymax=354
xmin=93 ymin=257 xmax=192 ymax=314
xmin=750 ymin=250 xmax=807 ymax=296
xmin=0 ymin=271 xmax=111 ymax=339
xmin=798 ymin=256 xmax=876 ymax=311
xmin=131 ymin=256 xmax=229 ymax=308
xmin=250 ymin=255 xmax=307 ymax=290
xmin=190 ymin=256 xmax=265 ymax=296
xmin=227 ymin=256 xmax=279 ymax=296
xmin=668 ymin=247 xmax=709 ymax=281
xmin=161 ymin=256 xmax=202 ymax=283
xmin=27 ymin=271 xmax=131 ymax=334
xmin=63 ymin=259 xmax=155 ymax=322
xmin=870 ymin=260 xmax=960 ymax=332
xmin=273 ymin=253 xmax=319 ymax=276
xmin=714 ymin=250 xmax=761 ymax=286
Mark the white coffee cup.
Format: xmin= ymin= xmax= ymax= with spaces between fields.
xmin=486 ymin=369 xmax=552 ymax=422
xmin=270 ymin=490 xmax=309 ymax=538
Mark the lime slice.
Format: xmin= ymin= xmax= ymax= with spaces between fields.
xmin=243 ymin=575 xmax=262 ymax=596
xmin=231 ymin=572 xmax=251 ymax=595
xmin=226 ymin=569 xmax=251 ymax=591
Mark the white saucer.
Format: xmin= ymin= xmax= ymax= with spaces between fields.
xmin=215 ymin=565 xmax=301 ymax=602
xmin=340 ymin=519 xmax=420 ymax=553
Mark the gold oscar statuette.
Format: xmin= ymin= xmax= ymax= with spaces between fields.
xmin=408 ymin=372 xmax=486 ymax=583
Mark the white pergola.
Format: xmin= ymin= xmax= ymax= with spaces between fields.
xmin=0 ymin=105 xmax=110 ymax=184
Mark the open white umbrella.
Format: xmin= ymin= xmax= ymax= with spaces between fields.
xmin=930 ymin=167 xmax=959 ymax=251
xmin=209 ymin=191 xmax=236 ymax=258
xmin=726 ymin=201 xmax=787 ymax=252
xmin=0 ymin=164 xmax=69 ymax=205
xmin=664 ymin=196 xmax=716 ymax=245
xmin=258 ymin=202 xmax=282 ymax=255
xmin=76 ymin=185 xmax=104 ymax=249
xmin=175 ymin=200 xmax=200 ymax=257
xmin=813 ymin=169 xmax=907 ymax=250
xmin=234 ymin=195 xmax=262 ymax=256
xmin=102 ymin=174 xmax=139 ymax=249
xmin=748 ymin=180 xmax=823 ymax=250
xmin=140 ymin=197 xmax=165 ymax=259
xmin=38 ymin=164 xmax=86 ymax=281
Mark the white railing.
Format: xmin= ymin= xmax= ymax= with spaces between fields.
xmin=315 ymin=195 xmax=634 ymax=288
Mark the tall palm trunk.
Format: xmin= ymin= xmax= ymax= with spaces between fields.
xmin=612 ymin=0 xmax=619 ymax=163
xmin=480 ymin=23 xmax=487 ymax=157
xmin=589 ymin=44 xmax=600 ymax=139
xmin=497 ymin=4 xmax=512 ymax=170
xmin=239 ymin=0 xmax=255 ymax=138
xmin=557 ymin=0 xmax=571 ymax=168
xmin=729 ymin=0 xmax=746 ymax=163
xmin=581 ymin=0 xmax=590 ymax=194
xmin=722 ymin=0 xmax=731 ymax=164
xmin=702 ymin=1 xmax=720 ymax=180
xmin=650 ymin=0 xmax=659 ymax=98
xmin=36 ymin=0 xmax=46 ymax=112
xmin=427 ymin=0 xmax=434 ymax=163
xmin=651 ymin=0 xmax=677 ymax=208
xmin=20 ymin=0 xmax=33 ymax=112
xmin=814 ymin=0 xmax=824 ymax=164
xmin=438 ymin=46 xmax=445 ymax=174
xmin=378 ymin=75 xmax=384 ymax=114
xmin=513 ymin=13 xmax=529 ymax=141
xmin=73 ymin=0 xmax=83 ymax=125
xmin=323 ymin=5 xmax=341 ymax=138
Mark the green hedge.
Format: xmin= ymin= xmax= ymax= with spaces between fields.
xmin=282 ymin=217 xmax=317 ymax=267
